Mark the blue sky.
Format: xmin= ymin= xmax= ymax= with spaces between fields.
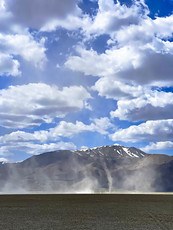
xmin=0 ymin=0 xmax=173 ymax=162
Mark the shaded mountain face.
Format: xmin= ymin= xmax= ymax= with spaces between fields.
xmin=0 ymin=145 xmax=173 ymax=193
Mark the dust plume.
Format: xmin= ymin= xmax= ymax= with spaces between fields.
xmin=0 ymin=150 xmax=168 ymax=194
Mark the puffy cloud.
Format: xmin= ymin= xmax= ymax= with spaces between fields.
xmin=65 ymin=4 xmax=173 ymax=88
xmin=66 ymin=40 xmax=173 ymax=86
xmin=110 ymin=15 xmax=173 ymax=85
xmin=116 ymin=46 xmax=173 ymax=85
xmin=92 ymin=77 xmax=145 ymax=100
xmin=153 ymin=15 xmax=173 ymax=39
xmin=66 ymin=47 xmax=107 ymax=77
xmin=0 ymin=33 xmax=47 ymax=69
xmin=41 ymin=0 xmax=148 ymax=33
xmin=111 ymin=91 xmax=173 ymax=121
xmin=1 ymin=0 xmax=173 ymax=159
xmin=49 ymin=121 xmax=95 ymax=138
xmin=110 ymin=119 xmax=173 ymax=143
xmin=0 ymin=117 xmax=114 ymax=145
xmin=0 ymin=83 xmax=91 ymax=128
xmin=91 ymin=117 xmax=114 ymax=134
xmin=116 ymin=15 xmax=173 ymax=45
xmin=66 ymin=46 xmax=139 ymax=78
xmin=50 ymin=117 xmax=114 ymax=137
xmin=2 ymin=0 xmax=81 ymax=30
xmin=0 ymin=4 xmax=48 ymax=74
xmin=83 ymin=0 xmax=148 ymax=37
xmin=41 ymin=14 xmax=90 ymax=32
xmin=142 ymin=141 xmax=173 ymax=152
xmin=1 ymin=0 xmax=148 ymax=35
xmin=0 ymin=141 xmax=77 ymax=156
xmin=0 ymin=117 xmax=114 ymax=157
xmin=25 ymin=142 xmax=77 ymax=154
xmin=0 ymin=53 xmax=20 ymax=76
xmin=0 ymin=146 xmax=12 ymax=156
xmin=109 ymin=15 xmax=173 ymax=84
xmin=0 ymin=130 xmax=49 ymax=144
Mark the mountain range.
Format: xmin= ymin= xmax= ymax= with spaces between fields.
xmin=0 ymin=145 xmax=173 ymax=193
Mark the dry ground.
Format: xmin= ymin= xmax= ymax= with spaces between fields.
xmin=0 ymin=194 xmax=172 ymax=230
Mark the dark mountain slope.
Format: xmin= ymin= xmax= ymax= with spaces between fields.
xmin=0 ymin=145 xmax=172 ymax=193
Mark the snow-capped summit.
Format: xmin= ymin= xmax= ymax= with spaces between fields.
xmin=74 ymin=145 xmax=146 ymax=159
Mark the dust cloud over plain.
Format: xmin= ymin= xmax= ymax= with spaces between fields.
xmin=0 ymin=151 xmax=165 ymax=194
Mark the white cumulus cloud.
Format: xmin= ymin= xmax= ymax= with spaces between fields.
xmin=84 ymin=0 xmax=148 ymax=37
xmin=92 ymin=77 xmax=146 ymax=100
xmin=0 ymin=53 xmax=20 ymax=76
xmin=110 ymin=119 xmax=173 ymax=143
xmin=0 ymin=33 xmax=47 ymax=70
xmin=0 ymin=141 xmax=77 ymax=156
xmin=0 ymin=83 xmax=91 ymax=128
xmin=0 ymin=117 xmax=114 ymax=145
xmin=66 ymin=39 xmax=173 ymax=86
xmin=0 ymin=117 xmax=114 ymax=157
xmin=111 ymin=91 xmax=173 ymax=121
xmin=142 ymin=141 xmax=173 ymax=152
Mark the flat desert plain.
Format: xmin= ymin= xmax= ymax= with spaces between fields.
xmin=0 ymin=194 xmax=172 ymax=230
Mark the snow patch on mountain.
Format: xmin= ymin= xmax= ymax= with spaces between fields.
xmin=73 ymin=145 xmax=146 ymax=159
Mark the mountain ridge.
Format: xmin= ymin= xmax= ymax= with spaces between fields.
xmin=0 ymin=145 xmax=172 ymax=193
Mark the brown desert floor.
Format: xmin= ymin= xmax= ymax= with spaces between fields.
xmin=0 ymin=194 xmax=172 ymax=230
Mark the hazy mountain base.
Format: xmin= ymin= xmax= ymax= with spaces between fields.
xmin=0 ymin=146 xmax=173 ymax=194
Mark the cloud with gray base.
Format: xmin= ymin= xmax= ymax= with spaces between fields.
xmin=0 ymin=117 xmax=114 ymax=144
xmin=0 ymin=117 xmax=114 ymax=156
xmin=0 ymin=53 xmax=20 ymax=76
xmin=0 ymin=0 xmax=173 ymax=157
xmin=110 ymin=119 xmax=173 ymax=143
xmin=83 ymin=0 xmax=149 ymax=37
xmin=41 ymin=0 xmax=148 ymax=33
xmin=0 ymin=33 xmax=47 ymax=74
xmin=66 ymin=39 xmax=173 ymax=86
xmin=111 ymin=91 xmax=173 ymax=121
xmin=64 ymin=1 xmax=173 ymax=153
xmin=65 ymin=5 xmax=173 ymax=89
xmin=1 ymin=0 xmax=81 ymax=30
xmin=0 ymin=83 xmax=91 ymax=129
xmin=0 ymin=142 xmax=77 ymax=157
xmin=142 ymin=141 xmax=173 ymax=152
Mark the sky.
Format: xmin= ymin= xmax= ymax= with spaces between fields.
xmin=0 ymin=0 xmax=173 ymax=162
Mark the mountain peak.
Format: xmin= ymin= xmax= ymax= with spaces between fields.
xmin=74 ymin=145 xmax=146 ymax=159
xmin=0 ymin=145 xmax=172 ymax=193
